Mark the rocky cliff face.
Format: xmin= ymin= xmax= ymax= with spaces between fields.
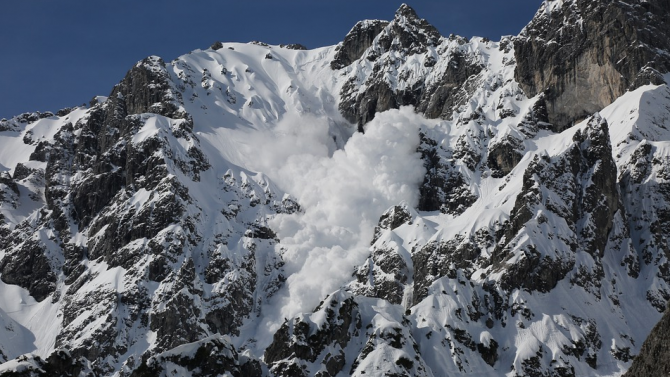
xmin=492 ymin=114 xmax=621 ymax=293
xmin=623 ymin=304 xmax=670 ymax=377
xmin=1 ymin=1 xmax=670 ymax=377
xmin=336 ymin=4 xmax=484 ymax=129
xmin=331 ymin=20 xmax=390 ymax=71
xmin=514 ymin=0 xmax=670 ymax=130
xmin=0 ymin=54 xmax=294 ymax=374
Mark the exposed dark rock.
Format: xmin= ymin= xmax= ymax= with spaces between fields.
xmin=371 ymin=204 xmax=412 ymax=244
xmin=203 ymin=250 xmax=256 ymax=336
xmin=347 ymin=205 xmax=415 ymax=304
xmin=22 ymin=130 xmax=35 ymax=145
xmin=339 ymin=40 xmax=484 ymax=129
xmin=249 ymin=41 xmax=269 ymax=47
xmin=498 ymin=245 xmax=575 ymax=294
xmin=631 ymin=65 xmax=668 ymax=89
xmin=623 ymin=305 xmax=670 ymax=377
xmin=0 ymin=172 xmax=18 ymax=197
xmin=0 ymin=239 xmax=56 ymax=302
xmin=331 ymin=20 xmax=390 ymax=70
xmin=516 ymin=348 xmax=545 ymax=377
xmin=0 ymin=350 xmax=90 ymax=377
xmin=378 ymin=4 xmax=442 ymax=55
xmin=492 ymin=114 xmax=620 ymax=292
xmin=323 ymin=351 xmax=346 ymax=376
xmin=56 ymin=107 xmax=75 ymax=117
xmin=86 ymin=179 xmax=187 ymax=266
xmin=349 ymin=321 xmax=430 ymax=377
xmin=487 ymin=135 xmax=524 ymax=178
xmin=337 ymin=5 xmax=486 ymax=129
xmin=477 ymin=339 xmax=499 ymax=366
xmin=417 ymin=46 xmax=485 ymax=120
xmin=16 ymin=112 xmax=39 ymax=124
xmin=514 ymin=0 xmax=670 ymax=130
xmin=266 ymin=291 xmax=361 ymax=377
xmin=245 ymin=223 xmax=277 ymax=240
xmin=0 ymin=51 xmax=238 ymax=373
xmin=569 ymin=115 xmax=621 ymax=257
xmin=29 ymin=141 xmax=53 ymax=162
xmin=130 ymin=336 xmax=260 ymax=377
xmin=517 ymin=95 xmax=553 ymax=138
xmin=412 ymin=236 xmax=482 ymax=304
xmin=150 ymin=290 xmax=206 ymax=352
xmin=351 ymin=246 xmax=410 ymax=305
xmin=619 ymin=138 xmax=670 ymax=309
xmin=280 ymin=43 xmax=308 ymax=50
xmin=340 ymin=80 xmax=396 ymax=131
xmin=0 ymin=119 xmax=16 ymax=132
xmin=417 ymin=133 xmax=477 ymax=214
xmin=108 ymin=55 xmax=186 ymax=120
xmin=12 ymin=163 xmax=36 ymax=181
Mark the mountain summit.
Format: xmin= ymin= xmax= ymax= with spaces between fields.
xmin=0 ymin=1 xmax=669 ymax=376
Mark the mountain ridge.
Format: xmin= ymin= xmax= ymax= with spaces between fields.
xmin=0 ymin=1 xmax=669 ymax=376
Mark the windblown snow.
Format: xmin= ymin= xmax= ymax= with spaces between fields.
xmin=0 ymin=2 xmax=669 ymax=376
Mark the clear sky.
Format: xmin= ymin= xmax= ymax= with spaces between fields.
xmin=0 ymin=0 xmax=543 ymax=120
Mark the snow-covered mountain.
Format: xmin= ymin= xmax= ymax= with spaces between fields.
xmin=1 ymin=0 xmax=669 ymax=376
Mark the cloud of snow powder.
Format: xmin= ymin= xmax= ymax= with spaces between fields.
xmin=242 ymin=107 xmax=427 ymax=344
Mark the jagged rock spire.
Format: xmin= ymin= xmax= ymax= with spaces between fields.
xmin=395 ymin=3 xmax=418 ymax=18
xmin=331 ymin=20 xmax=389 ymax=70
xmin=380 ymin=3 xmax=442 ymax=54
xmin=331 ymin=3 xmax=442 ymax=71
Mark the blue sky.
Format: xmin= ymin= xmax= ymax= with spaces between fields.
xmin=0 ymin=0 xmax=543 ymax=119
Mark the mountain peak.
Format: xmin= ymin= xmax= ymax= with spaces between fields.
xmin=379 ymin=3 xmax=442 ymax=54
xmin=395 ymin=3 xmax=419 ymax=19
xmin=331 ymin=4 xmax=441 ymax=70
xmin=2 ymin=1 xmax=670 ymax=376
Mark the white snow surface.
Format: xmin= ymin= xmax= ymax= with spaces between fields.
xmin=0 ymin=277 xmax=59 ymax=360
xmin=0 ymin=15 xmax=669 ymax=377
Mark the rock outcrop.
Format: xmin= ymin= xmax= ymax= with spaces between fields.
xmin=130 ymin=336 xmax=261 ymax=377
xmin=417 ymin=132 xmax=477 ymax=214
xmin=0 ymin=53 xmax=292 ymax=374
xmin=265 ymin=291 xmax=362 ymax=377
xmin=331 ymin=20 xmax=390 ymax=70
xmin=337 ymin=4 xmax=484 ymax=129
xmin=514 ymin=0 xmax=670 ymax=130
xmin=1 ymin=2 xmax=670 ymax=377
xmin=492 ymin=114 xmax=621 ymax=292
xmin=623 ymin=305 xmax=670 ymax=377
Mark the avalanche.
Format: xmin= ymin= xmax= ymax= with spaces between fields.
xmin=0 ymin=1 xmax=669 ymax=376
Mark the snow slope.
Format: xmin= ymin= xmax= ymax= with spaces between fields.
xmin=0 ymin=2 xmax=669 ymax=377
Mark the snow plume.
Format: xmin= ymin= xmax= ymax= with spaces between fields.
xmin=249 ymin=106 xmax=427 ymax=343
xmin=241 ymin=112 xmax=340 ymax=174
